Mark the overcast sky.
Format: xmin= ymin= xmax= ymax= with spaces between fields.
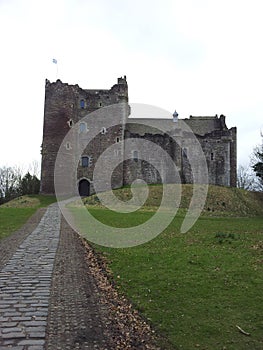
xmin=0 ymin=0 xmax=262 ymax=171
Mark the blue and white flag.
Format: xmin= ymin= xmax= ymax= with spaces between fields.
xmin=52 ymin=58 xmax=57 ymax=64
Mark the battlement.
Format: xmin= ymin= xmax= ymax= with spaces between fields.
xmin=189 ymin=115 xmax=218 ymax=120
xmin=45 ymin=76 xmax=128 ymax=96
xmin=117 ymin=75 xmax=127 ymax=85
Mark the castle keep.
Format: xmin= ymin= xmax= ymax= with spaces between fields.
xmin=40 ymin=77 xmax=237 ymax=196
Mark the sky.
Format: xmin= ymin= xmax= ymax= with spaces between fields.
xmin=0 ymin=0 xmax=262 ymax=172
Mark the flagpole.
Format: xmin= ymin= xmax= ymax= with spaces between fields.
xmin=52 ymin=58 xmax=58 ymax=81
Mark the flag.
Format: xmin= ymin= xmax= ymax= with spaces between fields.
xmin=52 ymin=58 xmax=57 ymax=64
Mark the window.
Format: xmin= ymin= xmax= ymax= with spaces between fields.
xmin=116 ymin=137 xmax=120 ymax=143
xmin=182 ymin=147 xmax=188 ymax=157
xmin=80 ymin=99 xmax=85 ymax=109
xmin=211 ymin=152 xmax=214 ymax=161
xmin=67 ymin=119 xmax=73 ymax=128
xmin=114 ymin=149 xmax=121 ymax=156
xmin=100 ymin=127 xmax=107 ymax=135
xmin=133 ymin=150 xmax=139 ymax=162
xmin=81 ymin=156 xmax=89 ymax=167
xmin=65 ymin=142 xmax=71 ymax=150
xmin=98 ymin=102 xmax=102 ymax=107
xmin=79 ymin=122 xmax=87 ymax=133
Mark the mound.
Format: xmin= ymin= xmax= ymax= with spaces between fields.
xmin=84 ymin=185 xmax=263 ymax=217
xmin=1 ymin=196 xmax=40 ymax=208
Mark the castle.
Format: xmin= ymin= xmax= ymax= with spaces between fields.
xmin=40 ymin=77 xmax=237 ymax=196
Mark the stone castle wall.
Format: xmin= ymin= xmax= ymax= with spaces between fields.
xmin=40 ymin=77 xmax=237 ymax=195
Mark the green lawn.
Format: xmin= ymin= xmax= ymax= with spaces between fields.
xmin=0 ymin=195 xmax=56 ymax=240
xmin=87 ymin=209 xmax=263 ymax=350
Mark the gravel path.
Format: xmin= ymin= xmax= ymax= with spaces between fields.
xmin=0 ymin=204 xmax=160 ymax=350
xmin=46 ymin=217 xmax=110 ymax=350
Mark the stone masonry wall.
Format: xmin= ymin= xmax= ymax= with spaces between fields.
xmin=41 ymin=78 xmax=237 ymax=195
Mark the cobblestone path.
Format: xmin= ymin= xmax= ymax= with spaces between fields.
xmin=0 ymin=204 xmax=60 ymax=349
xmin=0 ymin=204 xmax=159 ymax=350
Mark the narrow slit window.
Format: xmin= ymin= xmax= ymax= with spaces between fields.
xmin=182 ymin=147 xmax=188 ymax=157
xmin=133 ymin=150 xmax=139 ymax=162
xmin=211 ymin=152 xmax=214 ymax=161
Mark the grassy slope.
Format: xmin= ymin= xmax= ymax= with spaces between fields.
xmin=83 ymin=186 xmax=263 ymax=349
xmin=94 ymin=216 xmax=263 ymax=350
xmin=84 ymin=185 xmax=263 ymax=217
xmin=0 ymin=195 xmax=56 ymax=240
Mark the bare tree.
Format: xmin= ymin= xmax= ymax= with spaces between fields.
xmin=237 ymin=165 xmax=257 ymax=190
xmin=28 ymin=160 xmax=40 ymax=178
xmin=250 ymin=133 xmax=263 ymax=192
xmin=0 ymin=166 xmax=22 ymax=203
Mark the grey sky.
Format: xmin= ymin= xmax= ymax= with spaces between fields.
xmin=0 ymin=0 xmax=262 ymax=169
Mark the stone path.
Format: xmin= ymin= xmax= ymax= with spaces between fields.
xmin=0 ymin=204 xmax=60 ymax=349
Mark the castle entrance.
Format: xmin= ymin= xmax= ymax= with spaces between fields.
xmin=78 ymin=179 xmax=90 ymax=197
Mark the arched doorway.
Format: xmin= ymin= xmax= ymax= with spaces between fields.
xmin=78 ymin=179 xmax=90 ymax=197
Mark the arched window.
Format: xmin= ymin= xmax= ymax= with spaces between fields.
xmin=100 ymin=127 xmax=107 ymax=135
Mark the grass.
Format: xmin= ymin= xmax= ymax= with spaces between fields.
xmin=91 ymin=214 xmax=263 ymax=350
xmin=0 ymin=195 xmax=56 ymax=240
xmin=83 ymin=184 xmax=263 ymax=217
xmin=78 ymin=185 xmax=263 ymax=349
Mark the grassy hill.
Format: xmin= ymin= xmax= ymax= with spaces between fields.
xmin=83 ymin=184 xmax=263 ymax=217
xmin=3 ymin=185 xmax=262 ymax=217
